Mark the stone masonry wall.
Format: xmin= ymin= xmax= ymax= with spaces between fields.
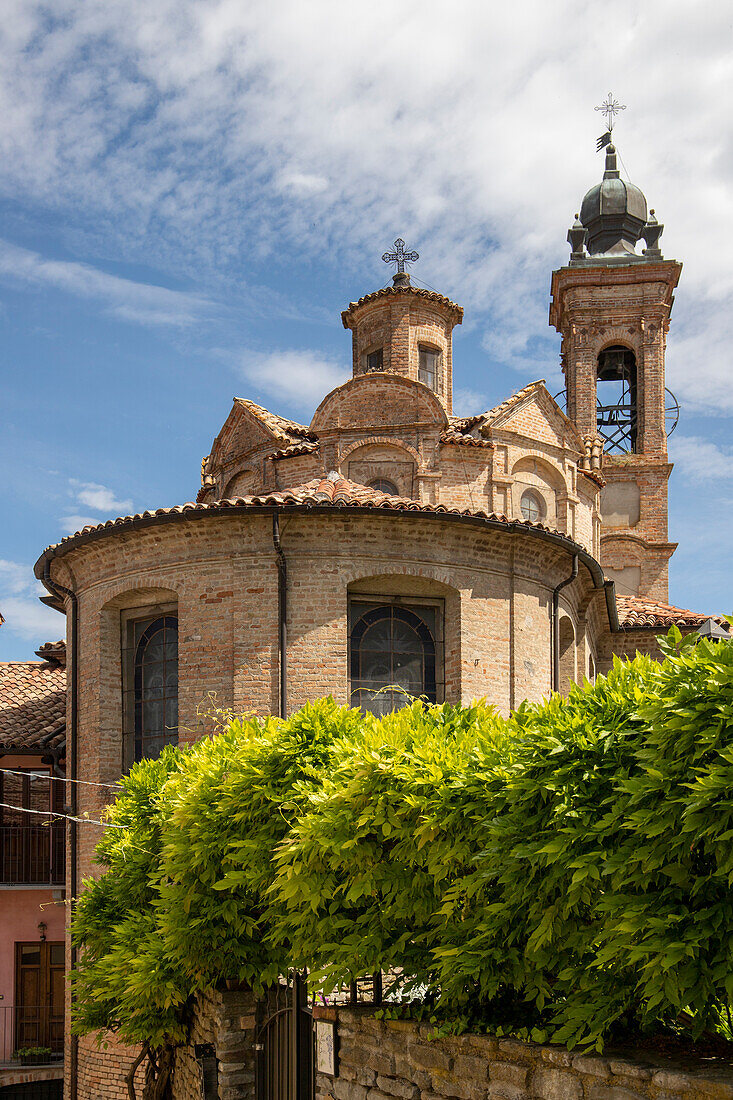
xmin=316 ymin=1008 xmax=733 ymax=1100
xmin=172 ymin=987 xmax=257 ymax=1100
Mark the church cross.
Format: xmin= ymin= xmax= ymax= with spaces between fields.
xmin=382 ymin=238 xmax=419 ymax=273
xmin=594 ymin=92 xmax=626 ymax=132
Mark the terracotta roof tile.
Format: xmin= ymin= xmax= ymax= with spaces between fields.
xmin=439 ymin=428 xmax=494 ymax=448
xmin=341 ymin=284 xmax=463 ymax=327
xmin=234 ymin=399 xmax=313 ymax=441
xmin=270 ymin=440 xmax=321 ymax=460
xmin=34 ymin=640 xmax=66 ymax=667
xmin=0 ymin=656 xmax=66 ymax=753
xmin=579 ymin=468 xmax=606 ymax=488
xmin=479 ymin=379 xmax=546 ymax=424
xmin=616 ymin=595 xmax=727 ymax=631
xmin=38 ymin=476 xmax=572 ymax=563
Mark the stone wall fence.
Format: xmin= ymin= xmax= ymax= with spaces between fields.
xmin=313 ymin=1006 xmax=733 ymax=1100
xmin=167 ymin=993 xmax=733 ymax=1100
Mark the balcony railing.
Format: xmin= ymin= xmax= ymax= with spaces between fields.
xmin=0 ymin=825 xmax=64 ymax=885
xmin=0 ymin=1005 xmax=64 ymax=1063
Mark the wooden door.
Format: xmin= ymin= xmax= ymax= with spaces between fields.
xmin=15 ymin=942 xmax=65 ymax=1054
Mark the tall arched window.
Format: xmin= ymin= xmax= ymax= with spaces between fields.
xmin=131 ymin=615 xmax=178 ymax=763
xmin=350 ymin=602 xmax=437 ymax=715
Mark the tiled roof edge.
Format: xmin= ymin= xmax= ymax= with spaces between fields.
xmin=341 ymin=284 xmax=463 ymax=326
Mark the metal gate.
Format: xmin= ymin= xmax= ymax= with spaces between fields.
xmin=255 ymin=973 xmax=312 ymax=1100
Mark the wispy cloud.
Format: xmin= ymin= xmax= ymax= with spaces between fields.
xmin=0 ymin=1 xmax=729 ymax=407
xmin=234 ymin=348 xmax=350 ymax=413
xmin=58 ymin=514 xmax=104 ymax=534
xmin=68 ymin=480 xmax=133 ymax=513
xmin=60 ymin=480 xmax=134 ymax=532
xmin=453 ymin=387 xmax=490 ymax=417
xmin=0 ymin=240 xmax=212 ymax=327
xmin=669 ymin=436 xmax=733 ymax=484
xmin=0 ymin=560 xmax=63 ymax=643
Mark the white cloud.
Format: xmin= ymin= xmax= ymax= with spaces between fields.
xmin=0 ymin=560 xmax=32 ymax=596
xmin=0 ymin=239 xmax=212 ymax=327
xmin=277 ymin=171 xmax=329 ymax=196
xmin=236 ymin=348 xmax=349 ymax=412
xmin=453 ymin=387 xmax=489 ymax=416
xmin=0 ymin=1 xmax=729 ymax=412
xmin=0 ymin=561 xmax=64 ymax=643
xmin=669 ymin=436 xmax=733 ymax=485
xmin=59 ymin=514 xmax=104 ymax=533
xmin=68 ymin=480 xmax=133 ymax=513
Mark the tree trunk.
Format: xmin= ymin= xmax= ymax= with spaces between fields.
xmin=143 ymin=1043 xmax=175 ymax=1100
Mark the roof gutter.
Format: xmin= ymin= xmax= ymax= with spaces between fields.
xmin=272 ymin=512 xmax=288 ymax=719
xmin=35 ymin=503 xmax=614 ymax=630
xmin=42 ymin=559 xmax=79 ymax=1100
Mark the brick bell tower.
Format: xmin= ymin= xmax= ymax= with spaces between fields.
xmin=341 ymin=238 xmax=463 ymax=413
xmin=549 ymin=141 xmax=682 ymax=602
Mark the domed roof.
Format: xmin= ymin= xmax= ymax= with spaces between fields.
xmin=579 ymin=144 xmax=648 ymax=256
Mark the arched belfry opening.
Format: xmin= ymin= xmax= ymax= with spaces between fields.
xmin=596 ymin=345 xmax=638 ymax=454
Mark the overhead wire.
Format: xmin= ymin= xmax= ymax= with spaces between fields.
xmin=0 ymin=800 xmax=127 ymax=829
xmin=0 ymin=767 xmax=122 ymax=790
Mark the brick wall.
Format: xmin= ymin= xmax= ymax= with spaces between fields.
xmin=315 ymin=1007 xmax=733 ymax=1100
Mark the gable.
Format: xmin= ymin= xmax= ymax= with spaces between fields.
xmin=210 ymin=400 xmax=294 ymax=471
xmin=489 ymin=386 xmax=584 ymax=453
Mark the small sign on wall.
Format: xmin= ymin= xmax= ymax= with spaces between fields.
xmin=315 ymin=1019 xmax=338 ymax=1075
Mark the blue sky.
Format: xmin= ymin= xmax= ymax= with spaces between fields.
xmin=1 ymin=0 xmax=733 ymax=660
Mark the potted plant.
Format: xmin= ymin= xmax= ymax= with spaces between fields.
xmin=13 ymin=1046 xmax=53 ymax=1065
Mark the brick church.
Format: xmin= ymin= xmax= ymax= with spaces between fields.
xmin=24 ymin=141 xmax=724 ymax=1098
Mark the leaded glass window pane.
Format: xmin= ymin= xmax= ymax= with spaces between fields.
xmin=349 ymin=603 xmax=438 ymax=715
xmin=131 ymin=615 xmax=178 ymax=763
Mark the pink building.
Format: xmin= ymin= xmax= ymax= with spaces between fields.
xmin=0 ymin=639 xmax=66 ymax=1094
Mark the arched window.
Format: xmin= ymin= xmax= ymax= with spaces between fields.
xmin=520 ymin=489 xmax=545 ymax=523
xmin=350 ymin=603 xmax=437 ymax=715
xmin=597 ymin=345 xmax=638 ymax=453
xmin=132 ymin=615 xmax=178 ymax=763
xmin=368 ymin=478 xmax=399 ymax=496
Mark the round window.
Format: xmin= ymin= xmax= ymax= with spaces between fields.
xmin=520 ymin=490 xmax=545 ymax=523
xmin=368 ymin=478 xmax=399 ymax=496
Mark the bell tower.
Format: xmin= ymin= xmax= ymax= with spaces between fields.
xmin=549 ymin=142 xmax=682 ymax=602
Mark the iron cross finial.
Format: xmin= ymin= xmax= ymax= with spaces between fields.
xmin=382 ymin=238 xmax=419 ymax=273
xmin=595 ymin=92 xmax=626 ymax=132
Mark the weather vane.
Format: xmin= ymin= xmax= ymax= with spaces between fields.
xmin=382 ymin=238 xmax=419 ymax=274
xmin=595 ymin=92 xmax=626 ymax=151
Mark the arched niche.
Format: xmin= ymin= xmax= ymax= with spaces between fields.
xmin=511 ymin=455 xmax=565 ymax=528
xmin=224 ymin=468 xmax=257 ymax=499
xmin=343 ymin=440 xmax=418 ymax=498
